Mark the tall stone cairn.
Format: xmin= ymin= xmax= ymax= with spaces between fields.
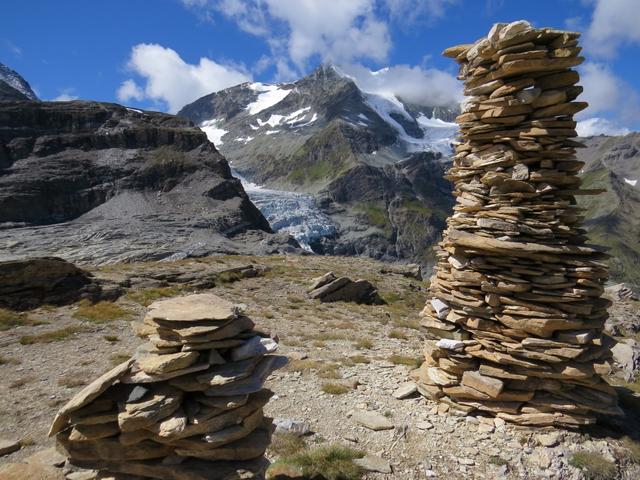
xmin=49 ymin=293 xmax=287 ymax=479
xmin=415 ymin=20 xmax=623 ymax=427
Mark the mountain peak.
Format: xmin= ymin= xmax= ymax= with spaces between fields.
xmin=0 ymin=63 xmax=38 ymax=101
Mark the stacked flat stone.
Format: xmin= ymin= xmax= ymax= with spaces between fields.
xmin=415 ymin=20 xmax=623 ymax=427
xmin=49 ymin=293 xmax=286 ymax=479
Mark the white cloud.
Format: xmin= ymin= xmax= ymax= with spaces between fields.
xmin=52 ymin=88 xmax=79 ymax=101
xmin=383 ymin=0 xmax=458 ymax=25
xmin=579 ymin=62 xmax=640 ymax=125
xmin=116 ymin=79 xmax=144 ymax=103
xmin=585 ymin=0 xmax=640 ymax=58
xmin=577 ymin=117 xmax=630 ymax=137
xmin=339 ymin=63 xmax=462 ymax=107
xmin=212 ymin=0 xmax=391 ymax=70
xmin=118 ymin=43 xmax=251 ymax=113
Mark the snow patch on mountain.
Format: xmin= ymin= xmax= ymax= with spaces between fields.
xmin=624 ymin=178 xmax=638 ymax=187
xmin=200 ymin=119 xmax=228 ymax=146
xmin=364 ymin=92 xmax=457 ymax=156
xmin=246 ymin=83 xmax=291 ymax=115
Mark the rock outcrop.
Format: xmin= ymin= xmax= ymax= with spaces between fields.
xmin=0 ymin=101 xmax=299 ymax=264
xmin=307 ymin=272 xmax=384 ymax=304
xmin=415 ymin=21 xmax=622 ymax=427
xmin=50 ymin=293 xmax=286 ymax=480
xmin=0 ymin=257 xmax=118 ymax=310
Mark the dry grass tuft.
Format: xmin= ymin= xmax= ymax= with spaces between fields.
xmin=126 ymin=286 xmax=186 ymax=306
xmin=321 ymin=383 xmax=351 ymax=395
xmin=388 ymin=354 xmax=422 ymax=368
xmin=73 ymin=300 xmax=132 ymax=323
xmin=19 ymin=325 xmax=88 ymax=345
xmin=568 ymin=451 xmax=617 ymax=480
xmin=270 ymin=444 xmax=364 ymax=480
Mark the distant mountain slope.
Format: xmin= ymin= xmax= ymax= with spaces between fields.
xmin=179 ymin=65 xmax=458 ymax=266
xmin=577 ymin=133 xmax=640 ymax=283
xmin=0 ymin=100 xmax=298 ymax=264
xmin=0 ymin=62 xmax=38 ymax=100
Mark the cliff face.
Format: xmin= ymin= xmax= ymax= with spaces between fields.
xmin=0 ymin=101 xmax=298 ymax=264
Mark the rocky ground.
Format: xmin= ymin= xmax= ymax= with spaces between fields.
xmin=1 ymin=254 xmax=639 ymax=479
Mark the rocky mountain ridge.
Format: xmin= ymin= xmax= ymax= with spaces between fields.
xmin=0 ymin=62 xmax=38 ymax=101
xmin=179 ymin=65 xmax=458 ymax=266
xmin=576 ymin=133 xmax=640 ymax=283
xmin=0 ymin=100 xmax=299 ymax=264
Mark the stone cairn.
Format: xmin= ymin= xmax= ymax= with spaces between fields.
xmin=49 ymin=293 xmax=287 ymax=479
xmin=415 ymin=20 xmax=623 ymax=427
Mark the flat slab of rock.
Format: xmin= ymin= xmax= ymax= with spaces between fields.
xmin=0 ymin=438 xmax=20 ymax=456
xmin=0 ymin=463 xmax=65 ymax=480
xmin=137 ymin=351 xmax=199 ymax=375
xmin=147 ymin=293 xmax=240 ymax=322
xmin=25 ymin=448 xmax=66 ymax=467
xmin=352 ymin=410 xmax=394 ymax=431
xmin=354 ymin=455 xmax=392 ymax=474
xmin=393 ymin=382 xmax=418 ymax=399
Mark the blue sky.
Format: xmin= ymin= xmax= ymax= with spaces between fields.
xmin=2 ymin=0 xmax=639 ymax=135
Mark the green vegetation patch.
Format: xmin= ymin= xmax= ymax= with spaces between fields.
xmin=73 ymin=300 xmax=133 ymax=323
xmin=569 ymin=451 xmax=617 ymax=480
xmin=321 ymin=383 xmax=351 ymax=395
xmin=0 ymin=308 xmax=45 ymax=330
xmin=272 ymin=444 xmax=364 ymax=480
xmin=126 ymin=286 xmax=187 ymax=306
xmin=388 ymin=354 xmax=422 ymax=368
xmin=19 ymin=325 xmax=88 ymax=345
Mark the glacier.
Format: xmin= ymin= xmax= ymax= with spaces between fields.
xmin=231 ymin=168 xmax=336 ymax=251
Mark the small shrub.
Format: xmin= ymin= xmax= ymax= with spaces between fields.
xmin=317 ymin=363 xmax=341 ymax=379
xmin=0 ymin=308 xmax=45 ymax=330
xmin=342 ymin=355 xmax=370 ymax=365
xmin=58 ymin=374 xmax=87 ymax=388
xmin=109 ymin=353 xmax=131 ymax=366
xmin=388 ymin=330 xmax=408 ymax=340
xmin=19 ymin=437 xmax=37 ymax=447
xmin=621 ymin=436 xmax=640 ymax=464
xmin=20 ymin=325 xmax=88 ymax=344
xmin=321 ymin=383 xmax=350 ymax=395
xmin=103 ymin=335 xmax=120 ymax=343
xmin=73 ymin=300 xmax=132 ymax=323
xmin=9 ymin=375 xmax=35 ymax=389
xmin=393 ymin=317 xmax=421 ymax=330
xmin=354 ymin=338 xmax=373 ymax=349
xmin=216 ymin=270 xmax=244 ymax=285
xmin=270 ymin=433 xmax=308 ymax=458
xmin=288 ymin=359 xmax=324 ymax=373
xmin=273 ymin=444 xmax=364 ymax=480
xmin=569 ymin=452 xmax=617 ymax=480
xmin=126 ymin=286 xmax=185 ymax=306
xmin=388 ymin=354 xmax=422 ymax=368
xmin=488 ymin=456 xmax=509 ymax=467
xmin=0 ymin=354 xmax=19 ymax=365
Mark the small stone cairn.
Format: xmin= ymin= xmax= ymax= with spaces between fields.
xmin=415 ymin=20 xmax=623 ymax=427
xmin=49 ymin=293 xmax=286 ymax=479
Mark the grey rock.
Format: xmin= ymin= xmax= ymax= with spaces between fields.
xmin=353 ymin=455 xmax=392 ymax=474
xmin=352 ymin=410 xmax=394 ymax=431
xmin=0 ymin=438 xmax=21 ymax=456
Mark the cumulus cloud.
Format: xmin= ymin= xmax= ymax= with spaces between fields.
xmin=383 ymin=0 xmax=458 ymax=25
xmin=339 ymin=63 xmax=462 ymax=107
xmin=117 ymin=43 xmax=251 ymax=113
xmin=52 ymin=88 xmax=79 ymax=101
xmin=579 ymin=62 xmax=640 ymax=125
xmin=577 ymin=117 xmax=631 ymax=137
xmin=211 ymin=0 xmax=391 ymax=70
xmin=116 ymin=79 xmax=144 ymax=103
xmin=585 ymin=0 xmax=640 ymax=58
